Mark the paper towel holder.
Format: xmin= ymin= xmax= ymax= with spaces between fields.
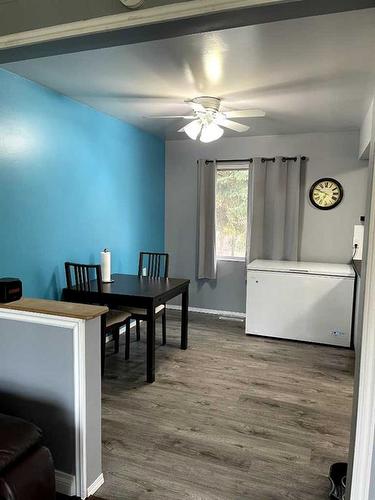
xmin=101 ymin=248 xmax=114 ymax=283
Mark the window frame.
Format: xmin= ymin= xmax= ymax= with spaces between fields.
xmin=215 ymin=162 xmax=250 ymax=262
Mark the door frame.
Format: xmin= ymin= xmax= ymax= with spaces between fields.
xmin=348 ymin=103 xmax=375 ymax=500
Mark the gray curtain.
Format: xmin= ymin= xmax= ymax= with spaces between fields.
xmin=197 ymin=159 xmax=217 ymax=279
xmin=246 ymin=156 xmax=302 ymax=264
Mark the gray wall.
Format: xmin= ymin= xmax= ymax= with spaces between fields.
xmin=165 ymin=131 xmax=368 ymax=313
xmin=0 ymin=319 xmax=76 ymax=474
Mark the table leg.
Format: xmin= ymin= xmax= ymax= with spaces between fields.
xmin=146 ymin=305 xmax=156 ymax=383
xmin=181 ymin=286 xmax=189 ymax=350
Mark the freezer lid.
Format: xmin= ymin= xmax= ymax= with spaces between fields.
xmin=247 ymin=259 xmax=355 ymax=277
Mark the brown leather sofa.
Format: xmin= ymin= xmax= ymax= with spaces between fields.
xmin=0 ymin=413 xmax=56 ymax=500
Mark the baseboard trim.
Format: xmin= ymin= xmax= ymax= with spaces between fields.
xmin=55 ymin=470 xmax=104 ymax=498
xmin=167 ymin=304 xmax=245 ymax=319
xmin=56 ymin=470 xmax=76 ymax=496
xmin=87 ymin=473 xmax=104 ymax=497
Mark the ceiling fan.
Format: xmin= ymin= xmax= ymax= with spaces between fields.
xmin=151 ymin=96 xmax=265 ymax=143
xmin=120 ymin=0 xmax=144 ymax=8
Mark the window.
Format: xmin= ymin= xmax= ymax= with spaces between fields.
xmin=216 ymin=165 xmax=249 ymax=260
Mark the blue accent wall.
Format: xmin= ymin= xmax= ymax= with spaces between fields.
xmin=0 ymin=69 xmax=165 ymax=299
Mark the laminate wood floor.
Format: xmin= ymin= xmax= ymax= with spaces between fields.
xmin=93 ymin=311 xmax=354 ymax=500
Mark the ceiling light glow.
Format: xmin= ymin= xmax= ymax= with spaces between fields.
xmin=203 ymin=52 xmax=223 ymax=84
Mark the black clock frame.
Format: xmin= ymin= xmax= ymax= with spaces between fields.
xmin=309 ymin=178 xmax=343 ymax=210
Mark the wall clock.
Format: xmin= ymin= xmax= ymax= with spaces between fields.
xmin=309 ymin=178 xmax=343 ymax=210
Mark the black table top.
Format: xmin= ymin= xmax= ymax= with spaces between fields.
xmin=65 ymin=274 xmax=190 ymax=299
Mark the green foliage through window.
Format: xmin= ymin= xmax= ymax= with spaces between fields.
xmin=216 ymin=168 xmax=248 ymax=258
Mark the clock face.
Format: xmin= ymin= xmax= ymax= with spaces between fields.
xmin=309 ymin=178 xmax=343 ymax=210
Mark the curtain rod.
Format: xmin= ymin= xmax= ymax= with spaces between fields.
xmin=205 ymin=156 xmax=307 ymax=164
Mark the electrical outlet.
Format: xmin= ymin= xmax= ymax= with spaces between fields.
xmin=353 ymin=224 xmax=364 ymax=260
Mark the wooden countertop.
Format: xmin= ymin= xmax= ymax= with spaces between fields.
xmin=0 ymin=298 xmax=108 ymax=320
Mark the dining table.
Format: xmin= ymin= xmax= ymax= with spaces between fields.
xmin=62 ymin=273 xmax=190 ymax=383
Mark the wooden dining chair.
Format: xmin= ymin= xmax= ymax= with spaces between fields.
xmin=126 ymin=252 xmax=169 ymax=345
xmin=64 ymin=262 xmax=131 ymax=375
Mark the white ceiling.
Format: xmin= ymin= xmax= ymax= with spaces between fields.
xmin=3 ymin=8 xmax=375 ymax=140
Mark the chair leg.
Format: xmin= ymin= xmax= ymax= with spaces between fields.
xmin=114 ymin=328 xmax=120 ymax=354
xmin=125 ymin=320 xmax=131 ymax=360
xmin=136 ymin=319 xmax=141 ymax=341
xmin=162 ymin=308 xmax=167 ymax=346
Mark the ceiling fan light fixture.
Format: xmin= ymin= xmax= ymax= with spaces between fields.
xmin=120 ymin=0 xmax=144 ymax=8
xmin=200 ymin=122 xmax=224 ymax=143
xmin=183 ymin=119 xmax=202 ymax=140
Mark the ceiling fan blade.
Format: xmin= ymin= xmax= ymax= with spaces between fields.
xmin=216 ymin=117 xmax=249 ymax=133
xmin=144 ymin=115 xmax=195 ymax=119
xmin=187 ymin=101 xmax=206 ymax=113
xmin=224 ymin=109 xmax=266 ymax=118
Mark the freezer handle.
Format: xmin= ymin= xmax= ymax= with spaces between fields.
xmin=288 ymin=268 xmax=309 ymax=273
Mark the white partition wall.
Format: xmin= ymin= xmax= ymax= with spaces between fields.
xmin=0 ymin=306 xmax=104 ymax=499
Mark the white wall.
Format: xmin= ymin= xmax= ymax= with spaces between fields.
xmin=165 ymin=131 xmax=368 ymax=313
xmin=360 ymin=99 xmax=374 ymax=159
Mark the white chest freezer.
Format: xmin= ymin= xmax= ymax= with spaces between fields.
xmin=246 ymin=260 xmax=355 ymax=347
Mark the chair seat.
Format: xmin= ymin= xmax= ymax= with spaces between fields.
xmin=106 ymin=309 xmax=131 ymax=328
xmin=123 ymin=304 xmax=165 ymax=317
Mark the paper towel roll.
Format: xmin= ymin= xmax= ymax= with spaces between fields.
xmin=101 ymin=249 xmax=112 ymax=283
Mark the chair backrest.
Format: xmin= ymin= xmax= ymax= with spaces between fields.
xmin=138 ymin=252 xmax=169 ymax=279
xmin=65 ymin=262 xmax=103 ymax=293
